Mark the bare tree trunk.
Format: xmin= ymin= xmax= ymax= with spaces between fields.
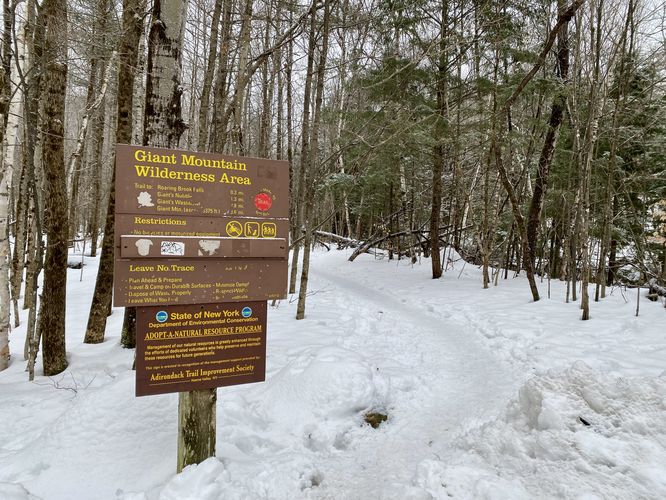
xmin=1 ymin=0 xmax=11 ymax=130
xmin=132 ymin=33 xmax=147 ymax=146
xmin=285 ymin=5 xmax=294 ymax=229
xmin=11 ymin=0 xmax=36 ymax=326
xmin=211 ymin=0 xmax=233 ymax=153
xmin=230 ymin=0 xmax=253 ymax=154
xmin=492 ymin=0 xmax=585 ymax=302
xmin=143 ymin=1 xmax=187 ymax=148
xmin=480 ymin=42 xmax=501 ymax=288
xmin=22 ymin=203 xmax=34 ymax=357
xmin=21 ymin=0 xmax=40 ymax=316
xmin=580 ymin=0 xmax=604 ymax=321
xmin=70 ymin=52 xmax=116 ymax=257
xmin=258 ymin=0 xmax=272 ymax=157
xmin=39 ymin=0 xmax=69 ymax=376
xmin=88 ymin=113 xmax=104 ymax=258
xmin=430 ymin=0 xmax=448 ymax=279
xmin=296 ymin=0 xmax=331 ymax=320
xmin=526 ymin=0 xmax=570 ymax=266
xmin=84 ymin=0 xmax=146 ymax=345
xmin=23 ymin=9 xmax=44 ymax=368
xmin=274 ymin=10 xmax=284 ymax=161
xmin=289 ymin=5 xmax=317 ymax=295
xmin=68 ymin=0 xmax=109 ymax=240
xmin=11 ymin=157 xmax=28 ymax=327
xmin=197 ymin=0 xmax=222 ymax=151
xmin=26 ymin=195 xmax=44 ymax=380
xmin=598 ymin=0 xmax=634 ymax=300
xmin=140 ymin=0 xmax=215 ymax=472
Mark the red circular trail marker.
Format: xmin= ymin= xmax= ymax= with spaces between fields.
xmin=254 ymin=192 xmax=273 ymax=211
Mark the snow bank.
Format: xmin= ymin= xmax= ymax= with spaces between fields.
xmin=414 ymin=362 xmax=666 ymax=499
xmin=157 ymin=346 xmax=384 ymax=500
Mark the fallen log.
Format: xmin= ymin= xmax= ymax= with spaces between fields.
xmin=314 ymin=231 xmax=360 ymax=248
xmin=348 ymin=225 xmax=472 ymax=262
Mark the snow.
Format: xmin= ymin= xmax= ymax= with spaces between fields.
xmin=1 ymin=247 xmax=665 ymax=499
xmin=416 ymin=363 xmax=666 ymax=499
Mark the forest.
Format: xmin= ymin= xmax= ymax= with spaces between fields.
xmin=0 ymin=1 xmax=665 ymax=498
xmin=0 ymin=0 xmax=664 ymax=376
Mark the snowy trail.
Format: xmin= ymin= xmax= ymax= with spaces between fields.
xmin=3 ymin=250 xmax=666 ymax=500
xmin=308 ymin=265 xmax=519 ymax=499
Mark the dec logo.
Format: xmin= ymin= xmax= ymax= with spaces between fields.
xmin=241 ymin=307 xmax=252 ymax=318
xmin=155 ymin=311 xmax=168 ymax=323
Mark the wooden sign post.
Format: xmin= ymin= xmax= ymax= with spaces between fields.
xmin=113 ymin=144 xmax=289 ymax=471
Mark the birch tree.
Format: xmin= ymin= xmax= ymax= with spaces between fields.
xmin=0 ymin=0 xmax=11 ymax=371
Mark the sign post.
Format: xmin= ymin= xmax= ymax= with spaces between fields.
xmin=113 ymin=144 xmax=289 ymax=471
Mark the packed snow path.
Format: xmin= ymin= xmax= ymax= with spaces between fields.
xmin=303 ymin=262 xmax=519 ymax=499
xmin=3 ymin=249 xmax=665 ymax=500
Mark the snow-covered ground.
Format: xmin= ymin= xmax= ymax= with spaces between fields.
xmin=1 ymin=248 xmax=664 ymax=500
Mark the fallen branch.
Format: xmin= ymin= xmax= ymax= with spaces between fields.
xmin=289 ymin=211 xmax=336 ymax=250
xmin=348 ymin=225 xmax=472 ymax=262
xmin=315 ymin=231 xmax=359 ymax=248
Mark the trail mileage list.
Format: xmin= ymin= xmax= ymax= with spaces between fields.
xmin=115 ymin=145 xmax=288 ymax=219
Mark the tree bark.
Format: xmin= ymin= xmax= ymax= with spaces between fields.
xmin=289 ymin=4 xmax=317 ymax=295
xmin=492 ymin=0 xmax=586 ymax=302
xmin=296 ymin=0 xmax=331 ymax=320
xmin=197 ymin=0 xmax=222 ymax=151
xmin=84 ymin=0 xmax=146 ymax=345
xmin=230 ymin=0 xmax=253 ymax=154
xmin=526 ymin=0 xmax=570 ymax=266
xmin=211 ymin=0 xmax=233 ymax=153
xmin=9 ymin=19 xmax=31 ymax=327
xmin=39 ymin=0 xmax=69 ymax=376
xmin=21 ymin=0 xmax=40 ymax=316
xmin=143 ymin=0 xmax=188 ymax=149
xmin=430 ymin=0 xmax=448 ymax=279
xmin=177 ymin=389 xmax=216 ymax=472
xmin=0 ymin=63 xmax=8 ymax=370
xmin=141 ymin=0 xmax=216 ymax=471
xmin=580 ymin=0 xmax=604 ymax=321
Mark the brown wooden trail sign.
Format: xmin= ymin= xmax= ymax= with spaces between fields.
xmin=115 ymin=145 xmax=289 ymax=218
xmin=135 ymin=302 xmax=267 ymax=397
xmin=113 ymin=144 xmax=290 ymax=307
xmin=115 ymin=259 xmax=288 ymax=306
xmin=113 ymin=144 xmax=289 ymax=465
